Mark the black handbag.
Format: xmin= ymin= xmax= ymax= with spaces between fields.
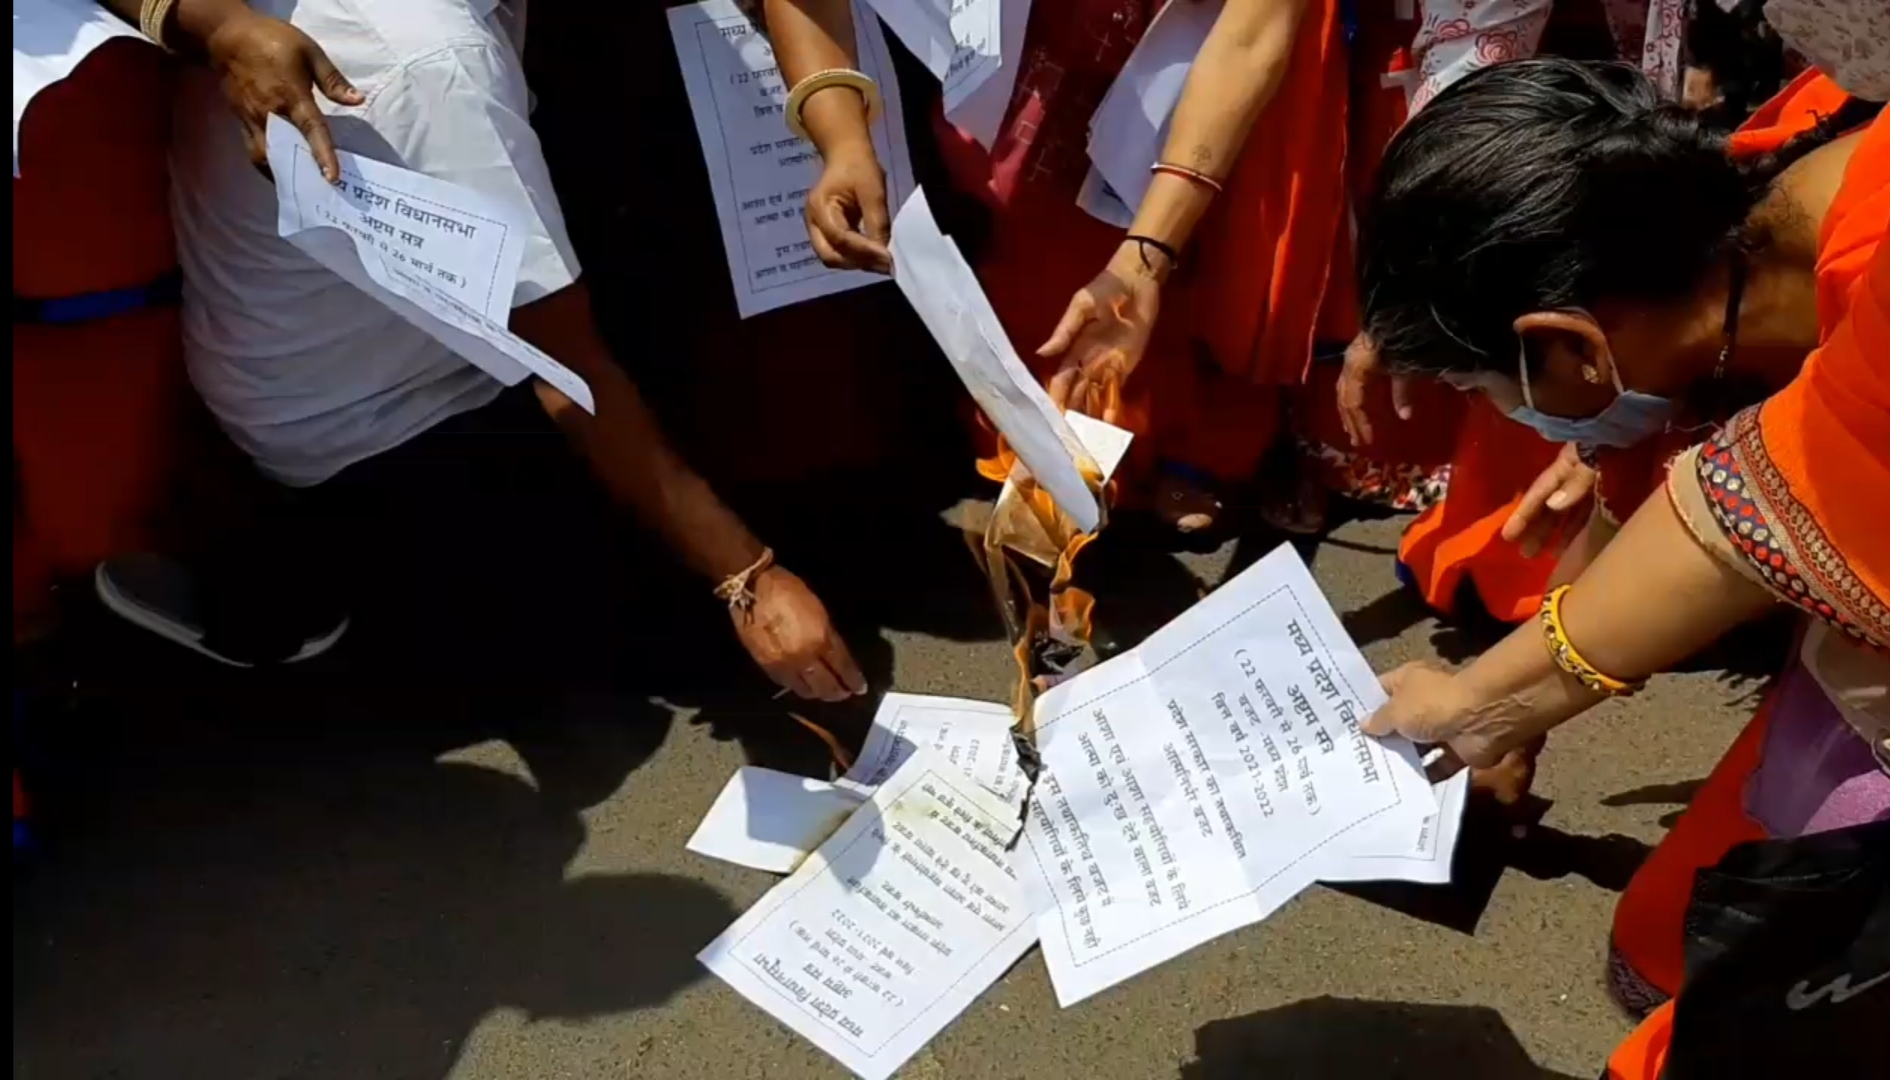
xmin=1664 ymin=819 xmax=1888 ymax=1078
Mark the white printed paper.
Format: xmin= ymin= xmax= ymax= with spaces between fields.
xmin=992 ymin=413 xmax=1134 ymax=567
xmin=12 ymin=0 xmax=144 ymax=176
xmin=1020 ymin=543 xmax=1435 ymax=1005
xmin=701 ymin=748 xmax=1037 ymax=1080
xmin=841 ymin=693 xmax=1026 ymax=811
xmin=1318 ymin=768 xmax=1468 ymax=885
xmin=863 ymin=0 xmax=1002 ymax=109
xmin=264 ymin=118 xmax=595 ymax=412
xmin=688 ymin=767 xmax=866 ymax=874
xmin=669 ymin=0 xmax=916 ymax=319
xmin=1083 ymin=0 xmax=1221 ymax=223
xmin=890 ymin=188 xmax=1101 ymax=533
xmin=941 ymin=0 xmax=1031 ymax=148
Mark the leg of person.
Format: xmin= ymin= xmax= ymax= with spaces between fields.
xmin=96 ymin=465 xmax=351 ymax=667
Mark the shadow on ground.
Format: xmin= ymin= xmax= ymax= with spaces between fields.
xmin=1182 ymin=996 xmax=1587 ymax=1079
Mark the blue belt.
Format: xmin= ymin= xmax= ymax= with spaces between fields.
xmin=13 ymin=272 xmax=181 ymax=326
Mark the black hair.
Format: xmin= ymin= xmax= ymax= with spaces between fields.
xmin=1357 ymin=58 xmax=1874 ymax=376
xmin=1688 ymin=0 xmax=1786 ymax=129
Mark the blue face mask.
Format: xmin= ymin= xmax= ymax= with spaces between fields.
xmin=1506 ymin=340 xmax=1673 ymax=448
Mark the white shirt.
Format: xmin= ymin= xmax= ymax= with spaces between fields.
xmin=169 ymin=0 xmax=578 ymax=487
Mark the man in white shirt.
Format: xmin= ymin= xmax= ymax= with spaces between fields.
xmin=95 ymin=0 xmax=867 ymax=702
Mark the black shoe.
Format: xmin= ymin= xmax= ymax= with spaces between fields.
xmin=95 ymin=554 xmax=349 ymax=667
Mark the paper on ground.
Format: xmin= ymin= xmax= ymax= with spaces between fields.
xmin=669 ymin=0 xmax=915 ymax=319
xmin=841 ymin=693 xmax=1026 ymax=812
xmin=1317 ymin=751 xmax=1468 ymax=886
xmin=941 ymin=0 xmax=1033 ymax=149
xmin=1083 ymin=0 xmax=1221 ymax=223
xmin=12 ymin=0 xmax=144 ymax=177
xmin=264 ymin=118 xmax=594 ymax=412
xmin=1020 ymin=543 xmax=1436 ymax=1005
xmin=890 ymin=188 xmax=1101 ymax=533
xmin=688 ymin=767 xmax=866 ymax=874
xmin=689 ymin=694 xmax=1026 ymax=874
xmin=700 ymin=747 xmax=1037 ymax=1080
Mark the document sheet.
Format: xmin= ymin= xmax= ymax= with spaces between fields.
xmin=700 ymin=748 xmax=1038 ymax=1080
xmin=1083 ymin=0 xmax=1221 ymax=222
xmin=1020 ymin=543 xmax=1437 ymax=1005
xmin=265 ymin=118 xmax=594 ymax=412
xmin=940 ymin=0 xmax=1031 ymax=148
xmin=889 ymin=188 xmax=1101 ymax=533
xmin=688 ymin=694 xmax=1029 ymax=874
xmin=670 ymin=0 xmax=916 ymax=319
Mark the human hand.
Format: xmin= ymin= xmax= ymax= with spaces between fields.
xmin=804 ymin=139 xmax=891 ymax=273
xmin=731 ymin=565 xmax=867 ymax=702
xmin=1335 ymin=333 xmax=1414 ymax=448
xmin=193 ymin=3 xmax=364 ymax=182
xmin=1363 ymin=660 xmax=1536 ymax=771
xmin=1038 ymin=242 xmax=1166 ymax=423
xmin=1501 ymin=442 xmax=1596 ymax=557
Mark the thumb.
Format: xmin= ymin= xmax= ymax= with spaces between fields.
xmin=308 ymin=46 xmax=365 ymax=106
xmin=1037 ymin=296 xmax=1092 ymax=357
xmin=1361 ymin=663 xmax=1437 ymax=739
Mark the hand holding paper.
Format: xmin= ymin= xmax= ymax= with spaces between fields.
xmin=890 ymin=188 xmax=1102 ymax=533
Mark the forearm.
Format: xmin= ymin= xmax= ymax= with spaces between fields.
xmin=1546 ymin=509 xmax=1615 ymax=589
xmin=763 ymin=0 xmax=874 ymax=158
xmin=1130 ymin=0 xmax=1308 ymax=248
xmin=1559 ymin=488 xmax=1777 ymax=681
xmin=512 ymin=286 xmax=766 ymax=581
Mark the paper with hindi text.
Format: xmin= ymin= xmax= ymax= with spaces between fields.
xmin=700 ymin=747 xmax=1037 ymax=1080
xmin=1020 ymin=543 xmax=1437 ymax=1005
xmin=890 ymin=188 xmax=1102 ymax=533
xmin=862 ymin=0 xmax=1002 ymax=112
xmin=12 ymin=0 xmax=145 ymax=176
xmin=669 ymin=0 xmax=916 ymax=319
xmin=1083 ymin=0 xmax=1222 ymax=223
xmin=264 ymin=118 xmax=594 ymax=412
xmin=687 ymin=693 xmax=1028 ymax=874
xmin=840 ymin=693 xmax=1027 ymax=812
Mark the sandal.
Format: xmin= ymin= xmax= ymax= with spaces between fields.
xmin=1154 ymin=460 xmax=1223 ymax=534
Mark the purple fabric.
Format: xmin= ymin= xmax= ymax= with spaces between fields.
xmin=1743 ymin=659 xmax=1890 ymax=838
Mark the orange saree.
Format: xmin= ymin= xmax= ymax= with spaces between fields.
xmin=1609 ymin=76 xmax=1889 ymax=1013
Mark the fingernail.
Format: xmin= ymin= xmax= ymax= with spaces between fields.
xmin=1547 ymin=492 xmax=1570 ymax=510
xmin=1396 ymin=407 xmax=1412 ymax=419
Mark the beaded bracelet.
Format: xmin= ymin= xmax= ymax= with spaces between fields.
xmin=1539 ymin=585 xmax=1644 ymax=696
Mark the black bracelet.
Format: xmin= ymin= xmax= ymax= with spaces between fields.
xmin=1125 ymin=234 xmax=1180 ymax=273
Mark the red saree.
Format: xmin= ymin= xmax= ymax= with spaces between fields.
xmin=938 ymin=0 xmax=1352 ymax=497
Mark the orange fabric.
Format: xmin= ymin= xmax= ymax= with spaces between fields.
xmin=1397 ymin=398 xmax=1563 ymax=621
xmin=1611 ymin=76 xmax=1890 ymax=1015
xmin=1611 ymin=697 xmax=1772 ymax=1001
xmin=938 ymin=0 xmax=1346 ymax=491
xmin=1181 ymin=0 xmax=1350 ymax=389
xmin=1606 ymin=1002 xmax=1675 ymax=1080
xmin=11 ymin=39 xmax=190 ymax=621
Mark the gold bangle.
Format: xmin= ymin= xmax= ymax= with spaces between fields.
xmin=784 ymin=69 xmax=881 ymax=142
xmin=1539 ymin=584 xmax=1644 ymax=696
xmin=713 ymin=547 xmax=775 ymax=614
xmin=139 ymin=0 xmax=179 ymax=50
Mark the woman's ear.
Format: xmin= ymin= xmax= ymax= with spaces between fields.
xmin=1514 ymin=310 xmax=1616 ymax=386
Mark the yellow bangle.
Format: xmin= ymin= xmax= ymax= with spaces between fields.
xmin=784 ymin=69 xmax=881 ymax=142
xmin=1539 ymin=585 xmax=1644 ymax=696
xmin=138 ymin=0 xmax=179 ymax=50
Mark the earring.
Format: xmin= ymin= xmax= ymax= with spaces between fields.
xmin=1581 ymin=364 xmax=1603 ymax=385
